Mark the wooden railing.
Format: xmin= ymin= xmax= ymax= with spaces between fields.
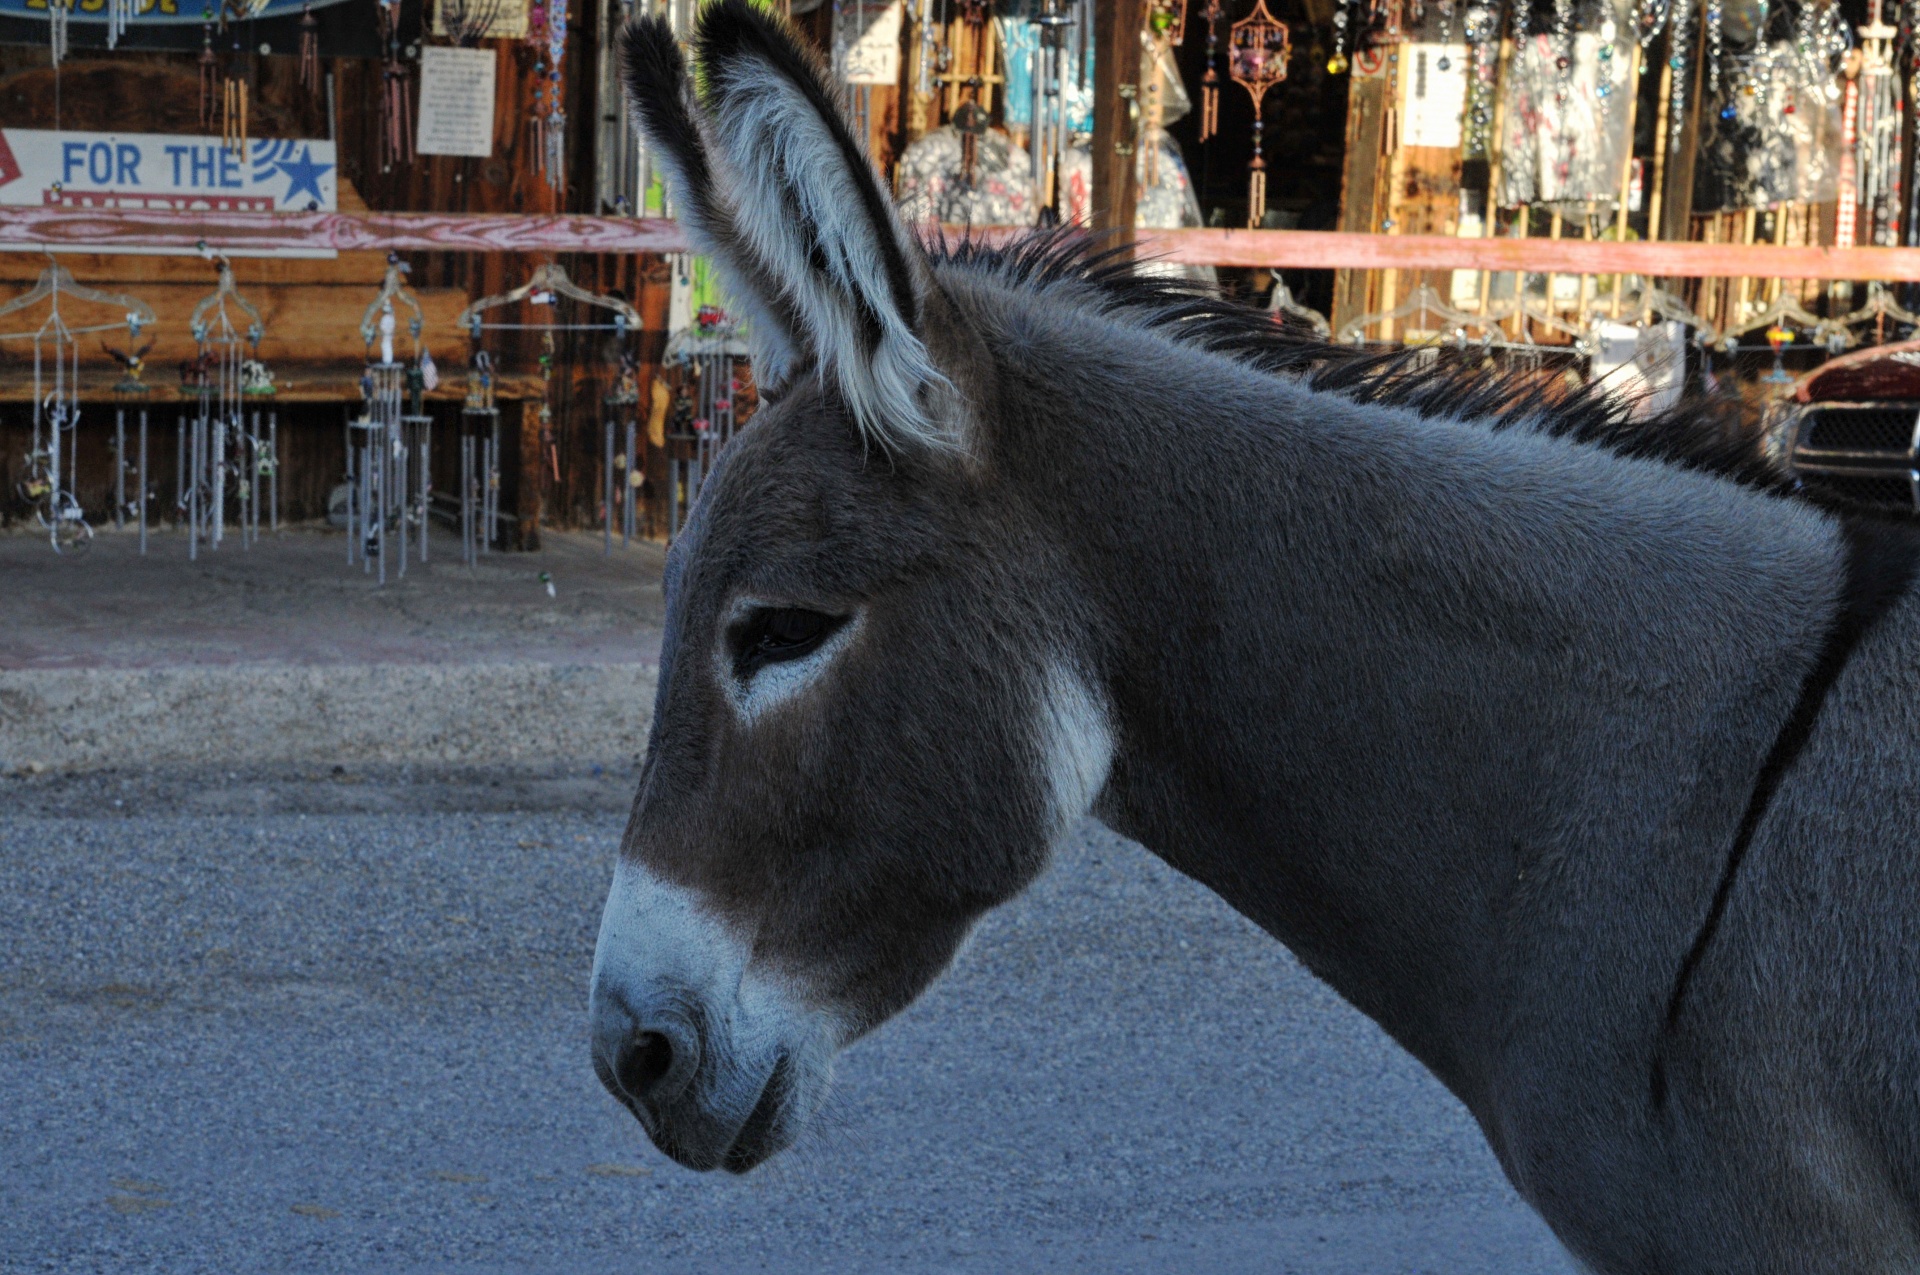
xmin=9 ymin=208 xmax=1920 ymax=281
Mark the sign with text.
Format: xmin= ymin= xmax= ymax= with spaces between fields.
xmin=416 ymin=46 xmax=497 ymax=158
xmin=0 ymin=0 xmax=347 ymax=24
xmin=0 ymin=130 xmax=337 ymax=213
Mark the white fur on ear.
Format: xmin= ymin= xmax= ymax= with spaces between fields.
xmin=697 ymin=19 xmax=956 ymax=453
xmin=618 ymin=17 xmax=807 ymax=385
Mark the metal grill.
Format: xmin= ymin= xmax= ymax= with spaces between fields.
xmin=1800 ymin=473 xmax=1917 ymax=511
xmin=1799 ymin=405 xmax=1920 ymax=454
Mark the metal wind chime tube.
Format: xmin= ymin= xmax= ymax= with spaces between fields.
xmin=1030 ymin=0 xmax=1076 ymax=220
xmin=624 ymin=417 xmax=638 ymax=545
xmin=138 ymin=410 xmax=149 ymax=554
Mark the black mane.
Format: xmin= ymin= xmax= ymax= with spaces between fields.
xmin=935 ymin=228 xmax=1807 ymax=503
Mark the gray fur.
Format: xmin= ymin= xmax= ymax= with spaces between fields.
xmin=594 ymin=6 xmax=1920 ymax=1268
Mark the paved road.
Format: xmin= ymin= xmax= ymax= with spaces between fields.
xmin=0 ymin=791 xmax=1576 ymax=1274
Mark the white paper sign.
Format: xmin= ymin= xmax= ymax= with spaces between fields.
xmin=0 ymin=129 xmax=336 ymax=211
xmin=843 ymin=1 xmax=902 ymax=85
xmin=1401 ymin=43 xmax=1468 ymax=148
xmin=417 ymin=46 xmax=498 ymax=158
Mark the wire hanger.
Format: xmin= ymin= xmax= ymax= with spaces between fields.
xmin=456 ymin=262 xmax=641 ymax=338
xmin=190 ymin=255 xmax=266 ymax=348
xmin=0 ymin=255 xmax=158 ymax=341
xmin=1335 ymin=282 xmax=1509 ymax=346
xmin=359 ymin=253 xmax=427 ymax=357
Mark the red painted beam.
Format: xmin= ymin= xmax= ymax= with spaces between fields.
xmin=7 ymin=208 xmax=1920 ymax=280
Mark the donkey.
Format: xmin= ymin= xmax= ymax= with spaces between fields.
xmin=589 ymin=4 xmax=1920 ymax=1268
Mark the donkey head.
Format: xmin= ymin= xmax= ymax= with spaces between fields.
xmin=589 ymin=0 xmax=1114 ymax=1172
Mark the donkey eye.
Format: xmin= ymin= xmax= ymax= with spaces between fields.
xmin=731 ymin=607 xmax=847 ymax=679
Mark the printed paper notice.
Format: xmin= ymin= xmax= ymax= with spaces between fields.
xmin=842 ymin=1 xmax=902 ymax=85
xmin=417 ymin=46 xmax=497 ymax=158
xmin=1402 ymin=43 xmax=1468 ymax=148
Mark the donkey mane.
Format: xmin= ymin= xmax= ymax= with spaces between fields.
xmin=934 ymin=228 xmax=1812 ymax=504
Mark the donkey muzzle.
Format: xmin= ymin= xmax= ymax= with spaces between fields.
xmin=589 ymin=858 xmax=829 ymax=1173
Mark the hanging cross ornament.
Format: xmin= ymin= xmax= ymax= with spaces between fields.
xmin=1229 ymin=0 xmax=1291 ymax=227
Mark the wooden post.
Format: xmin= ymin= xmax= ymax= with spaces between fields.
xmin=1092 ymin=0 xmax=1148 ymax=252
xmin=516 ymin=397 xmax=544 ymax=551
xmin=1660 ymin=0 xmax=1708 ymax=252
xmin=1333 ymin=73 xmax=1391 ymax=333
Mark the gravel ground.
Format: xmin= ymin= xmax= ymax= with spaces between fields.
xmin=0 ymin=790 xmax=1576 ymax=1274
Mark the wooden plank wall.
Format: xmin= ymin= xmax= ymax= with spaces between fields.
xmin=0 ymin=7 xmax=688 ymax=545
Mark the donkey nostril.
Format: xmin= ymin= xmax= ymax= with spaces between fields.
xmin=617 ymin=1030 xmax=677 ymax=1100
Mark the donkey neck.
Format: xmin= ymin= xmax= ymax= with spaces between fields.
xmin=984 ymin=293 xmax=1845 ymax=1109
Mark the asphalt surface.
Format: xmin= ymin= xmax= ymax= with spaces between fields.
xmin=0 ymin=781 xmax=1577 ymax=1274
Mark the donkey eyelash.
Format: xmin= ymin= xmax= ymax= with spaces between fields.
xmin=729 ymin=607 xmax=849 ymax=682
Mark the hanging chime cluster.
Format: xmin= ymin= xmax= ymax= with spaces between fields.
xmin=531 ymin=0 xmax=570 ymax=191
xmin=197 ymin=1 xmax=269 ymax=160
xmin=377 ymin=0 xmax=415 ymax=172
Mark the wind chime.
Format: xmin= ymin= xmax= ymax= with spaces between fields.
xmin=949 ymin=0 xmax=995 ymax=180
xmin=197 ymin=4 xmax=254 ymax=159
xmin=1229 ymin=0 xmax=1291 ymax=227
xmin=0 ymin=267 xmax=152 ymax=555
xmin=1855 ymin=0 xmax=1903 ymax=247
xmin=47 ymin=0 xmax=70 ymax=66
xmin=1143 ymin=0 xmax=1187 ymax=185
xmin=530 ymin=0 xmax=569 ymax=191
xmin=181 ymin=257 xmax=273 ymax=559
xmin=1027 ymin=0 xmax=1078 ymax=223
xmin=299 ymin=1 xmax=321 ymax=91
xmin=1198 ymin=0 xmax=1224 ymax=139
xmin=378 ymin=0 xmax=414 ymax=173
xmin=349 ymin=256 xmax=429 ymax=583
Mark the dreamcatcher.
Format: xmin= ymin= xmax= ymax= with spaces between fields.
xmin=1229 ymin=0 xmax=1291 ymax=227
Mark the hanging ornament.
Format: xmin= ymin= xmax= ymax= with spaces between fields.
xmin=48 ymin=0 xmax=70 ymax=66
xmin=1327 ymin=0 xmax=1350 ymax=76
xmin=1229 ymin=0 xmax=1292 ymax=228
xmin=1434 ymin=0 xmax=1456 ymax=70
xmin=200 ymin=12 xmax=219 ymax=128
xmin=1666 ymin=0 xmax=1693 ymax=152
xmin=1200 ymin=0 xmax=1225 ymax=138
xmin=1144 ymin=0 xmax=1187 ymax=184
xmin=376 ymin=0 xmax=414 ymax=173
xmin=223 ymin=75 xmax=249 ymax=159
xmin=529 ymin=0 xmax=569 ymax=191
xmin=298 ymin=1 xmax=321 ymax=93
xmin=105 ymin=0 xmax=135 ymax=50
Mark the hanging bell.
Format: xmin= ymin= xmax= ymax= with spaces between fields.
xmin=1328 ymin=51 xmax=1349 ymax=73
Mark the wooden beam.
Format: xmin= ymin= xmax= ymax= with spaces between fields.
xmin=0 ymin=209 xmax=693 ymax=256
xmin=1333 ymin=73 xmax=1390 ymax=333
xmin=1090 ymin=0 xmax=1147 ymax=252
xmin=14 ymin=210 xmax=1920 ymax=280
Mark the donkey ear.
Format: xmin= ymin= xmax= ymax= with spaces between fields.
xmin=619 ymin=15 xmax=806 ymax=387
xmin=693 ymin=0 xmax=951 ymax=453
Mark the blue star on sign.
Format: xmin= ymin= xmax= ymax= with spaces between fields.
xmin=274 ymin=145 xmax=333 ymax=207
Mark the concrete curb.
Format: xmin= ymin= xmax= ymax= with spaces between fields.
xmin=0 ymin=663 xmax=657 ymax=771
